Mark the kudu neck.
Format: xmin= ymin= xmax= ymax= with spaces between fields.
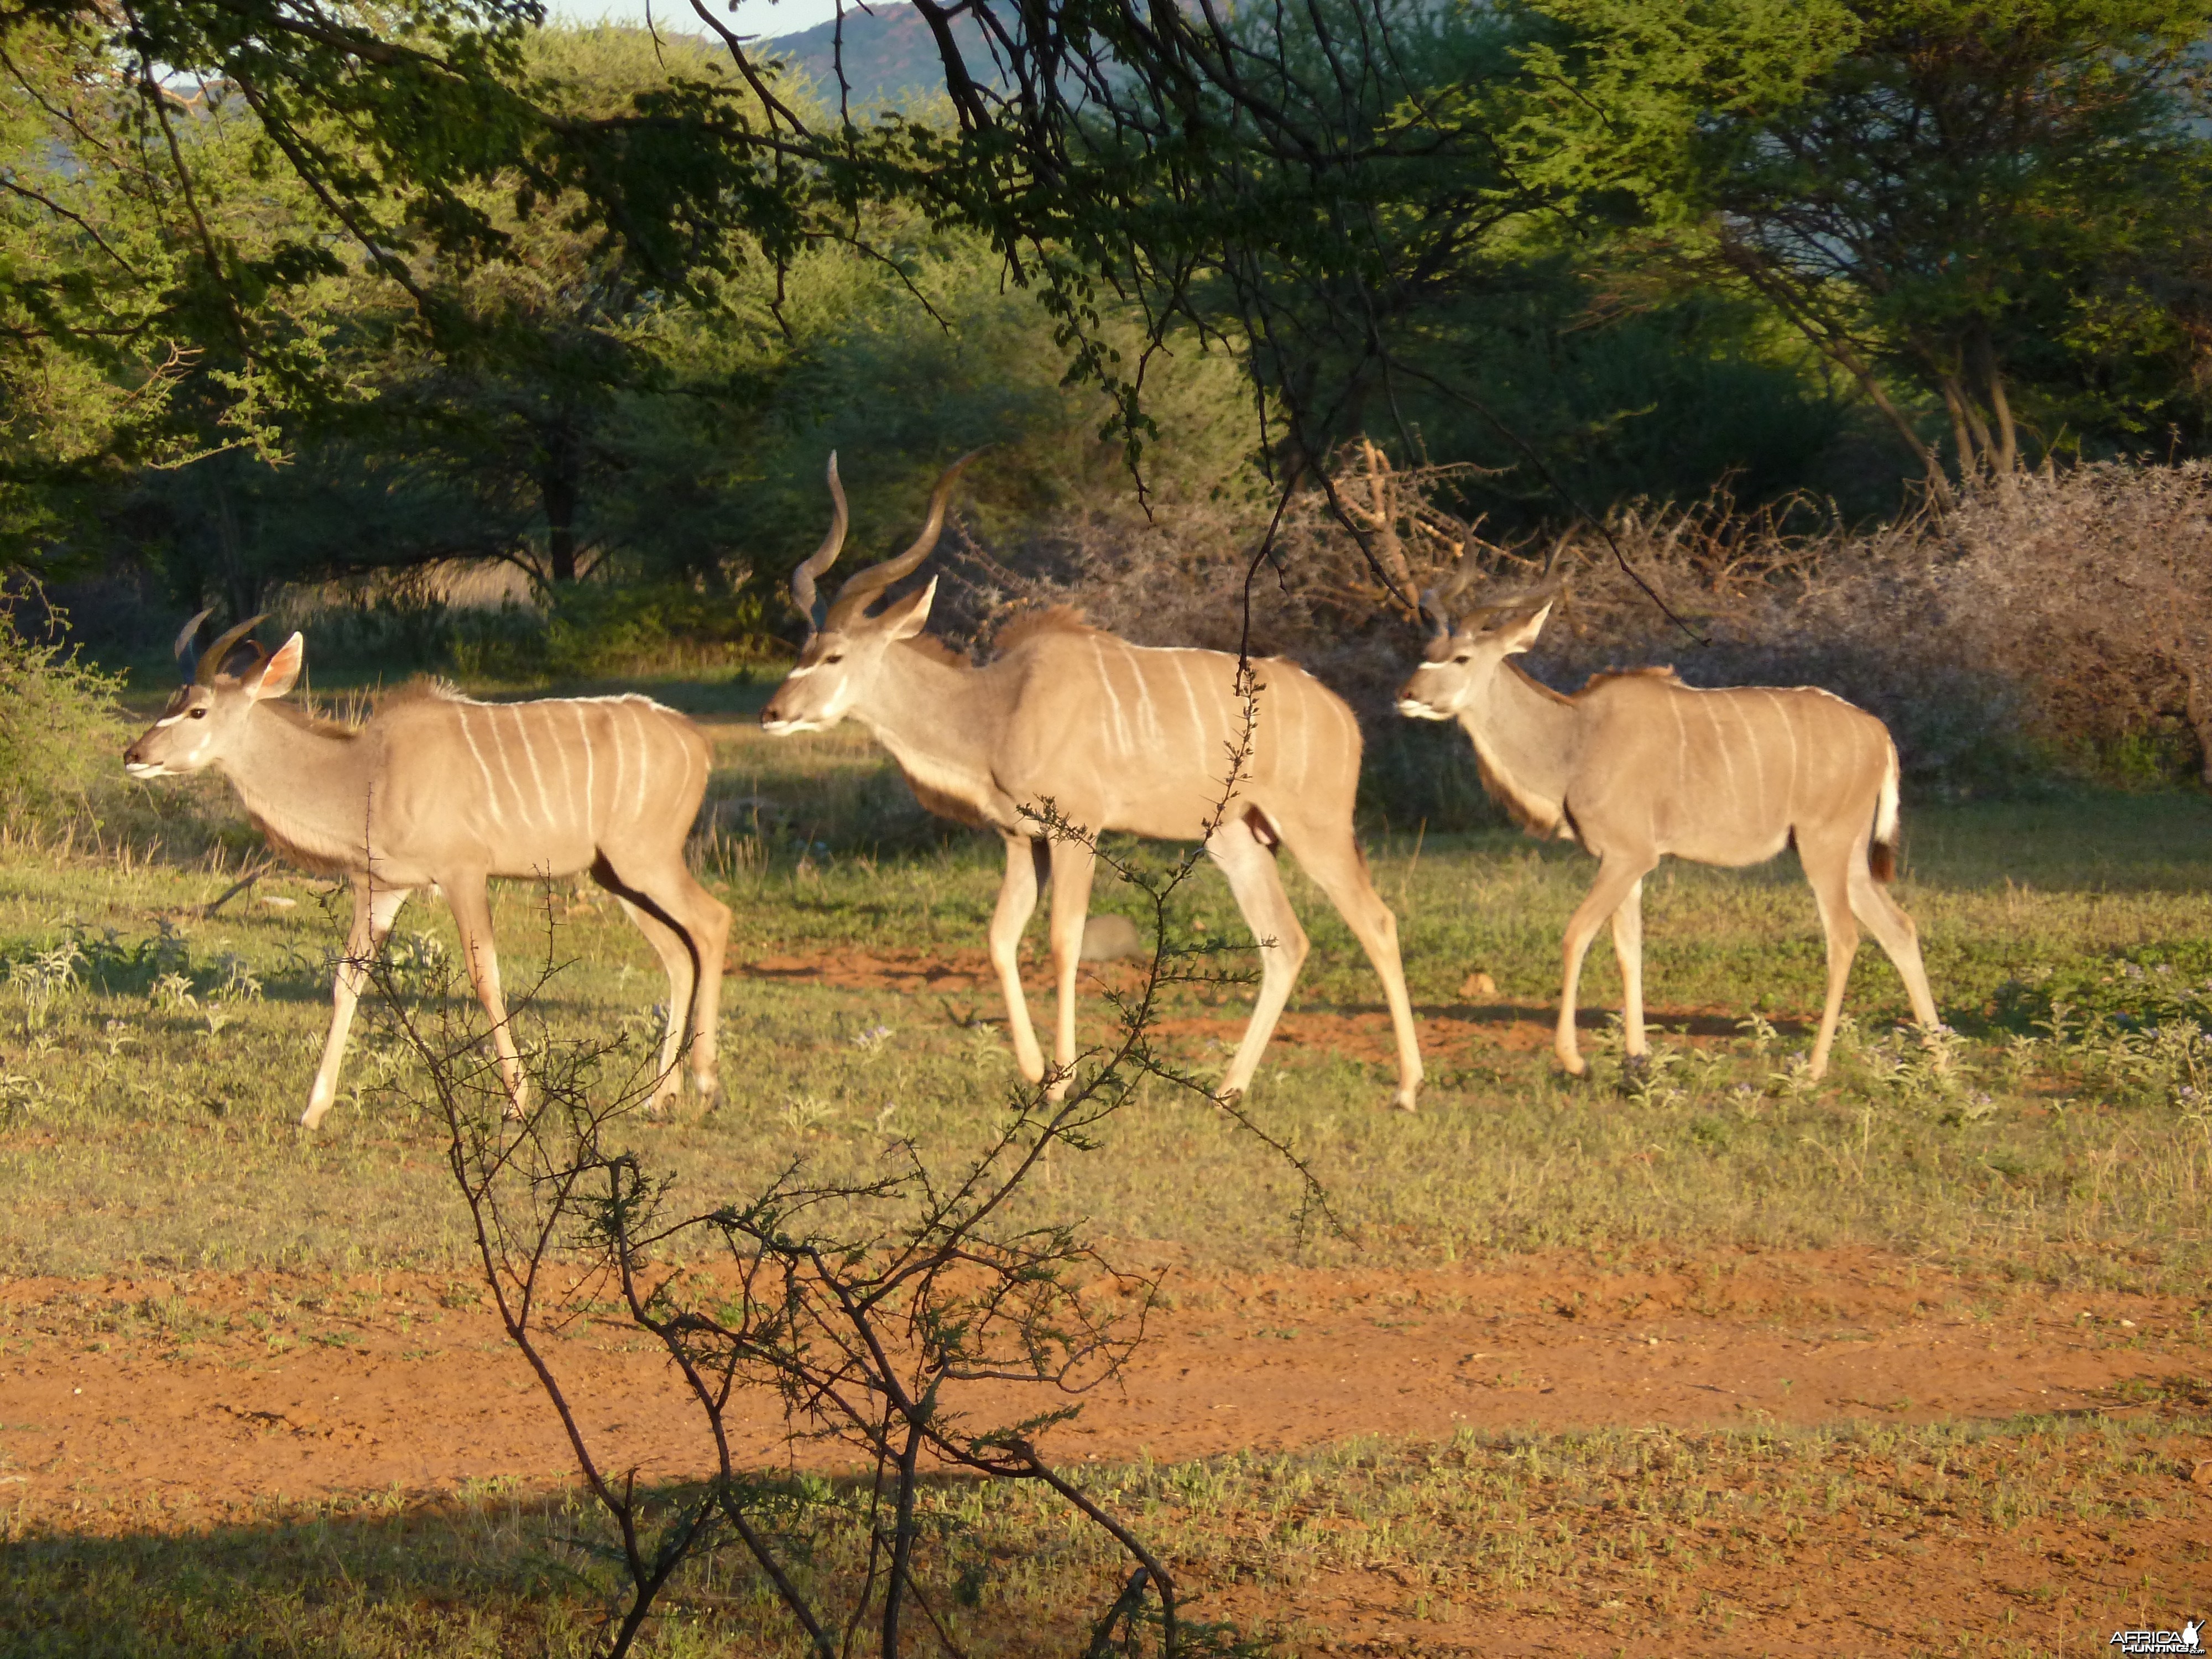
xmin=855 ymin=642 xmax=997 ymax=763
xmin=1459 ymin=660 xmax=1579 ymax=831
xmin=218 ymin=705 xmax=374 ymax=866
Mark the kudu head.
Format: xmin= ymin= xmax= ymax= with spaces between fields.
xmin=1395 ymin=567 xmax=1562 ymax=722
xmin=123 ymin=612 xmax=305 ymax=778
xmin=760 ymin=450 xmax=983 ymax=735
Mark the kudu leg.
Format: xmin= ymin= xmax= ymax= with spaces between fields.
xmin=1801 ymin=840 xmax=1863 ymax=1079
xmin=599 ymin=854 xmax=731 ymax=1107
xmin=1045 ymin=837 xmax=1099 ymax=1100
xmin=1557 ymin=854 xmax=1656 ymax=1077
xmin=1207 ymin=817 xmax=1310 ymax=1106
xmin=1847 ymin=859 xmax=1941 ymax=1037
xmin=1610 ymin=877 xmax=1647 ymax=1062
xmin=1280 ymin=825 xmax=1422 ymax=1112
xmin=987 ymin=836 xmax=1048 ymax=1085
xmin=611 ymin=895 xmax=696 ymax=1109
xmin=301 ymin=879 xmax=410 ymax=1130
xmin=444 ymin=879 xmax=529 ymax=1118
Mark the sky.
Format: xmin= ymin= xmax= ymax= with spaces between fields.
xmin=540 ymin=0 xmax=843 ymax=36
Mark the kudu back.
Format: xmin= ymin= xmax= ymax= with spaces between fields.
xmin=759 ymin=455 xmax=1425 ymax=1110
xmin=124 ymin=617 xmax=730 ymax=1125
xmin=1398 ymin=585 xmax=1938 ymax=1078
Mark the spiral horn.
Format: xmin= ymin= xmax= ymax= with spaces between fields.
xmin=822 ymin=448 xmax=987 ymax=629
xmin=194 ymin=613 xmax=268 ymax=686
xmin=789 ymin=453 xmax=848 ymax=633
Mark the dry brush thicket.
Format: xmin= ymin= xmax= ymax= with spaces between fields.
xmin=952 ymin=452 xmax=2212 ymax=799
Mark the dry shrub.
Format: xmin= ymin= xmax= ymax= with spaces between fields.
xmin=1526 ymin=498 xmax=2029 ymax=795
xmin=950 ymin=450 xmax=2212 ymax=806
xmin=1939 ymin=462 xmax=2212 ymax=784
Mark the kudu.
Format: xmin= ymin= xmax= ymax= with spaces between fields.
xmin=1397 ymin=577 xmax=1938 ymax=1079
xmin=760 ymin=456 xmax=1425 ymax=1110
xmin=123 ymin=614 xmax=731 ymax=1127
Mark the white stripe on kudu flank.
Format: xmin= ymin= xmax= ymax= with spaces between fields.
xmin=457 ymin=707 xmax=509 ymax=828
xmin=1092 ymin=639 xmax=1131 ymax=755
xmin=488 ymin=707 xmax=530 ymax=825
xmin=1765 ymin=691 xmax=1801 ymax=813
xmin=1708 ymin=698 xmax=1740 ymax=811
xmin=628 ymin=704 xmax=651 ymax=820
xmin=607 ymin=709 xmax=628 ymax=828
xmin=1743 ymin=696 xmax=1768 ymax=807
xmin=1123 ymin=644 xmax=1165 ymax=747
xmin=513 ymin=705 xmax=553 ymax=826
xmin=550 ymin=705 xmax=577 ymax=818
xmin=1168 ymin=655 xmax=1206 ymax=773
xmin=571 ymin=704 xmax=597 ymax=838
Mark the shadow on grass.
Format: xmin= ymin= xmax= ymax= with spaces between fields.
xmin=3 ymin=1489 xmax=615 ymax=1658
xmin=0 ymin=1467 xmax=1125 ymax=1658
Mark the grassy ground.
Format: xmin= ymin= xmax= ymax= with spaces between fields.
xmin=3 ymin=759 xmax=2208 ymax=1288
xmin=4 ymin=1405 xmax=2206 ymax=1656
xmin=7 ymin=670 xmax=2212 ymax=1654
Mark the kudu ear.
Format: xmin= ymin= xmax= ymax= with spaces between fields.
xmin=885 ymin=576 xmax=938 ymax=641
xmin=246 ymin=633 xmax=305 ymax=700
xmin=1496 ymin=600 xmax=1553 ymax=655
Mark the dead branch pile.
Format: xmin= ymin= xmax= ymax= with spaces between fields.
xmin=950 ymin=448 xmax=2212 ymax=796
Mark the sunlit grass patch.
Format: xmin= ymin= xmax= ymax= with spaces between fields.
xmin=3 ymin=785 xmax=2212 ymax=1288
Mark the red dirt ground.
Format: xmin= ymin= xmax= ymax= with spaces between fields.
xmin=733 ymin=942 xmax=1766 ymax=1066
xmin=6 ymin=954 xmax=2204 ymax=1651
xmin=4 ymin=1249 xmax=2209 ymax=1654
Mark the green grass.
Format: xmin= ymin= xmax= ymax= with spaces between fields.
xmin=8 ymin=681 xmax=2212 ymax=1655
xmin=3 ymin=748 xmax=2210 ymax=1286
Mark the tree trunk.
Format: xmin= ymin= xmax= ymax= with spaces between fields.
xmin=540 ymin=419 xmax=581 ymax=584
xmin=211 ymin=479 xmax=264 ymax=622
xmin=1939 ymin=377 xmax=1978 ymax=481
xmin=1720 ymin=247 xmax=1953 ymax=507
xmin=1971 ymin=324 xmax=2020 ymax=494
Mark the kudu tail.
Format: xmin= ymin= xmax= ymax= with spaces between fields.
xmin=1869 ymin=744 xmax=1902 ymax=884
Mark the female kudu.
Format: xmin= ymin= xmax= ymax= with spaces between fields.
xmin=124 ymin=617 xmax=729 ymax=1126
xmin=1398 ymin=581 xmax=1939 ymax=1079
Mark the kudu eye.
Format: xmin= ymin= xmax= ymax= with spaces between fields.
xmin=189 ymin=706 xmax=207 ymax=718
xmin=1454 ymin=654 xmax=1472 ymax=665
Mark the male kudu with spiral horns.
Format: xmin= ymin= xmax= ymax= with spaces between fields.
xmin=1397 ymin=563 xmax=1939 ymax=1079
xmin=123 ymin=612 xmax=729 ymax=1127
xmin=760 ymin=453 xmax=1426 ymax=1111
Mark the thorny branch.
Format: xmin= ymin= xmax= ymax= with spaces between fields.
xmin=369 ymin=691 xmax=1310 ymax=1652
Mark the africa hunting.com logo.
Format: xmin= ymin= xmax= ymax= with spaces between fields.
xmin=2110 ymin=1618 xmax=2203 ymax=1655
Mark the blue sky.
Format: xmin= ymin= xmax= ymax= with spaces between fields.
xmin=540 ymin=0 xmax=843 ymax=36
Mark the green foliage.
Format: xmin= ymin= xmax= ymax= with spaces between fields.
xmin=0 ymin=589 xmax=124 ymax=836
xmin=1554 ymin=0 xmax=2212 ymax=477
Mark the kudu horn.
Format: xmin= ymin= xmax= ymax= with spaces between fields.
xmin=823 ymin=447 xmax=988 ymax=628
xmin=172 ymin=607 xmax=215 ymax=677
xmin=1420 ymin=559 xmax=1479 ymax=639
xmin=789 ymin=452 xmax=848 ymax=633
xmin=192 ymin=614 xmax=269 ymax=686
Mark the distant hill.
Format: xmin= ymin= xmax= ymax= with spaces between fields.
xmin=765 ymin=4 xmax=1003 ymax=109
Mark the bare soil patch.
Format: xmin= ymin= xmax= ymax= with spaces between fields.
xmin=4 ymin=1249 xmax=2206 ymax=1652
xmin=729 ymin=945 xmax=1785 ymax=1065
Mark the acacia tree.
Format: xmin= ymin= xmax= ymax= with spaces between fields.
xmin=2 ymin=0 xmax=1844 ymax=604
xmin=1524 ymin=0 xmax=2212 ymax=493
